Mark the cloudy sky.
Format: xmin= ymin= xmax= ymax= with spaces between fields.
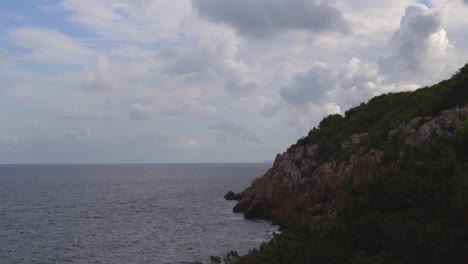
xmin=0 ymin=0 xmax=467 ymax=164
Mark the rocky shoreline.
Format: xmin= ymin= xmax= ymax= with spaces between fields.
xmin=226 ymin=105 xmax=468 ymax=226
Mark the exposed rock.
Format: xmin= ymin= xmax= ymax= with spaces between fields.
xmin=389 ymin=105 xmax=468 ymax=145
xmin=232 ymin=105 xmax=468 ymax=225
xmin=306 ymin=144 xmax=318 ymax=158
xmin=233 ymin=198 xmax=253 ymax=213
xmin=233 ymin=140 xmax=384 ymax=223
xmin=293 ymin=146 xmax=304 ymax=160
xmin=224 ymin=191 xmax=242 ymax=201
xmin=244 ymin=200 xmax=270 ymax=219
xmin=342 ymin=133 xmax=367 ymax=149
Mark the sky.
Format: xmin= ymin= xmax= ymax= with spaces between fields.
xmin=0 ymin=0 xmax=467 ymax=164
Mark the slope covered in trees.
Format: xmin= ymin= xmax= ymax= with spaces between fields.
xmin=213 ymin=64 xmax=468 ymax=264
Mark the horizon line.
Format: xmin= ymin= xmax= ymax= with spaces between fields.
xmin=0 ymin=161 xmax=274 ymax=166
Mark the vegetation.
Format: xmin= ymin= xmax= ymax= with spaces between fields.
xmin=205 ymin=64 xmax=468 ymax=263
xmin=289 ymin=64 xmax=468 ymax=162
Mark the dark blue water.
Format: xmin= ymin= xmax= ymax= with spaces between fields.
xmin=0 ymin=163 xmax=276 ymax=264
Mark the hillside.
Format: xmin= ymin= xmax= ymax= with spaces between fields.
xmin=220 ymin=64 xmax=468 ymax=263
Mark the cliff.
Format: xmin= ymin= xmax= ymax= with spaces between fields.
xmin=233 ymin=105 xmax=468 ymax=225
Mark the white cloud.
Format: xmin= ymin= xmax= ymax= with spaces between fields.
xmin=1 ymin=0 xmax=468 ymax=163
xmin=379 ymin=4 xmax=451 ymax=82
xmin=8 ymin=27 xmax=92 ymax=64
xmin=59 ymin=0 xmax=192 ymax=43
xmin=281 ymin=64 xmax=336 ymax=106
xmin=281 ymin=58 xmax=382 ymax=109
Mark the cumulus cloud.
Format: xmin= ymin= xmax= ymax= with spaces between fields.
xmin=281 ymin=64 xmax=335 ymax=106
xmin=209 ymin=121 xmax=259 ymax=143
xmin=281 ymin=58 xmax=387 ymax=109
xmin=379 ymin=4 xmax=450 ymax=81
xmin=192 ymin=0 xmax=349 ymax=38
xmin=336 ymin=58 xmax=381 ymax=106
xmin=1 ymin=0 xmax=467 ymax=163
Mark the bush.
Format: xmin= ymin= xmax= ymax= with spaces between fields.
xmin=456 ymin=120 xmax=468 ymax=152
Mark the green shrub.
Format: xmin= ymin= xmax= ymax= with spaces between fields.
xmin=455 ymin=120 xmax=468 ymax=152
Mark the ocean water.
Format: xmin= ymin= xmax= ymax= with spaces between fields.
xmin=0 ymin=163 xmax=276 ymax=264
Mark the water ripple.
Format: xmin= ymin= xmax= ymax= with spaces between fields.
xmin=0 ymin=164 xmax=277 ymax=263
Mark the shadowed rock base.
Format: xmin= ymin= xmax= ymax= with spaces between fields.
xmin=224 ymin=191 xmax=242 ymax=201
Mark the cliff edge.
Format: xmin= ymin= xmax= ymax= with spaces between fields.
xmin=233 ymin=105 xmax=468 ymax=225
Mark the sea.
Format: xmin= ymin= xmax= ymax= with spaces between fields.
xmin=0 ymin=163 xmax=277 ymax=264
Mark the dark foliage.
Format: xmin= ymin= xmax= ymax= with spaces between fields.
xmin=289 ymin=63 xmax=468 ymax=160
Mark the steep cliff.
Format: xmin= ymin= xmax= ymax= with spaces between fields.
xmin=232 ymin=105 xmax=468 ymax=225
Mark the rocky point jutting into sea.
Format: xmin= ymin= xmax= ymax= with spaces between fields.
xmin=228 ymin=105 xmax=468 ymax=225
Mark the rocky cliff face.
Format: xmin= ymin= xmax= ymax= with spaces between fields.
xmin=230 ymin=105 xmax=468 ymax=225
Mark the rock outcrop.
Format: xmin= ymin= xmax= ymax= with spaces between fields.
xmin=389 ymin=105 xmax=468 ymax=145
xmin=233 ymin=105 xmax=468 ymax=225
xmin=224 ymin=191 xmax=242 ymax=201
